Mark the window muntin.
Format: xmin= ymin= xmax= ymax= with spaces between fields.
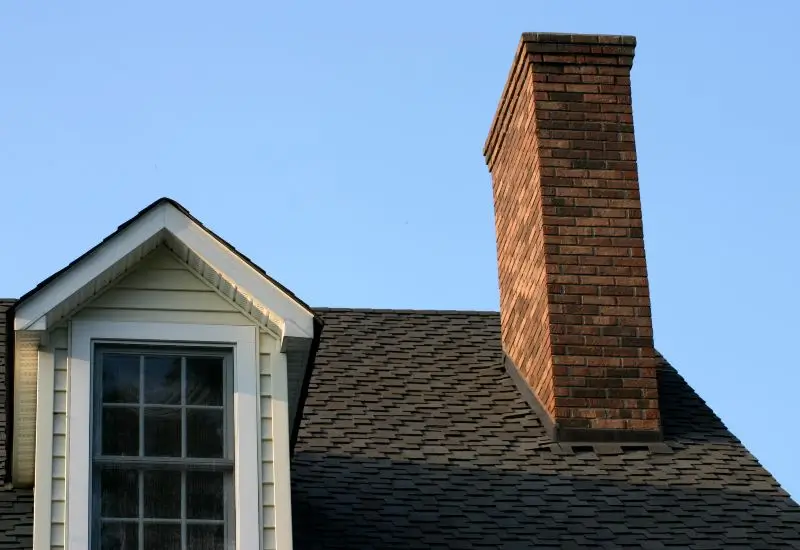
xmin=92 ymin=347 xmax=234 ymax=550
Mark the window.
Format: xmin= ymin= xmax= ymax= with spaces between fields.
xmin=92 ymin=347 xmax=234 ymax=550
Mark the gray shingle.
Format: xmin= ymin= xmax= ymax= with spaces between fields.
xmin=292 ymin=308 xmax=800 ymax=549
xmin=1 ymin=303 xmax=798 ymax=548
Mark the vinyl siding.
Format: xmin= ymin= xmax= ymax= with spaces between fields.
xmin=51 ymin=329 xmax=68 ymax=550
xmin=45 ymin=247 xmax=280 ymax=549
xmin=260 ymin=333 xmax=277 ymax=550
xmin=74 ymin=248 xmax=253 ymax=326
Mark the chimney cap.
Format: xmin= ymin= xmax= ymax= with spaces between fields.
xmin=520 ymin=32 xmax=636 ymax=46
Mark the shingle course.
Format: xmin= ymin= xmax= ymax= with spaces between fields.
xmin=0 ymin=303 xmax=797 ymax=548
xmin=292 ymin=308 xmax=800 ymax=549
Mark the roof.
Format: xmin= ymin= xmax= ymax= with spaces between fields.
xmin=292 ymin=308 xmax=800 ymax=549
xmin=0 ymin=304 xmax=797 ymax=548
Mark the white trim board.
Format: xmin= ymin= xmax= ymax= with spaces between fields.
xmin=270 ymin=346 xmax=294 ymax=550
xmin=33 ymin=348 xmax=55 ymax=550
xmin=15 ymin=201 xmax=315 ymax=338
xmin=67 ymin=321 xmax=262 ymax=550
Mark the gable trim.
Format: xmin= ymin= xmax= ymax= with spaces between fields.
xmin=15 ymin=206 xmax=165 ymax=330
xmin=13 ymin=199 xmax=316 ymax=339
xmin=63 ymin=245 xmax=284 ymax=337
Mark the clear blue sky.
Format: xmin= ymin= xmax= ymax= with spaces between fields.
xmin=2 ymin=2 xmax=798 ymax=498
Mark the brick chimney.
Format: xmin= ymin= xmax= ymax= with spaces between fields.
xmin=484 ymin=33 xmax=660 ymax=442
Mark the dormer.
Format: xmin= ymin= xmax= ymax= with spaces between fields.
xmin=9 ymin=198 xmax=320 ymax=550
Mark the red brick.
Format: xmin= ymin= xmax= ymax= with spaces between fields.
xmin=484 ymin=32 xmax=659 ymax=438
xmin=580 ymin=296 xmax=617 ymax=306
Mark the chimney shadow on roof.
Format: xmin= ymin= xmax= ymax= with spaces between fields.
xmin=292 ymin=342 xmax=800 ymax=548
xmin=291 ymin=449 xmax=799 ymax=549
xmin=656 ymin=354 xmax=738 ymax=445
xmin=291 ymin=450 xmax=799 ymax=549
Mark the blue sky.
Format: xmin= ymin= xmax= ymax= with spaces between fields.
xmin=2 ymin=2 xmax=798 ymax=498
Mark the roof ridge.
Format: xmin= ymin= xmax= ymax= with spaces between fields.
xmin=313 ymin=307 xmax=500 ymax=315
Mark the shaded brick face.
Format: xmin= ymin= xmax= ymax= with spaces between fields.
xmin=485 ymin=33 xmax=660 ymax=435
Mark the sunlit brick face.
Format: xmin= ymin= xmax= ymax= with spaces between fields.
xmin=484 ymin=33 xmax=660 ymax=439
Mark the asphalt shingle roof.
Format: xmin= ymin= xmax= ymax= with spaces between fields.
xmin=292 ymin=308 xmax=800 ymax=549
xmin=0 ymin=302 xmax=798 ymax=548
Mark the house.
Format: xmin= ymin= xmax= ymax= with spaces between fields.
xmin=1 ymin=31 xmax=798 ymax=550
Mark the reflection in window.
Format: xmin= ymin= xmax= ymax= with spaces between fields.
xmin=94 ymin=350 xmax=232 ymax=550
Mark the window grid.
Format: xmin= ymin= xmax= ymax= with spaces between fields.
xmin=93 ymin=348 xmax=234 ymax=550
xmin=181 ymin=357 xmax=187 ymax=547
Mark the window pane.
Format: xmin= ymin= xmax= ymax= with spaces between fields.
xmin=187 ymin=471 xmax=224 ymax=520
xmin=143 ymin=471 xmax=181 ymax=519
xmin=186 ymin=357 xmax=223 ymax=406
xmin=143 ymin=356 xmax=182 ymax=405
xmin=100 ymin=522 xmax=138 ymax=550
xmin=102 ymin=354 xmax=139 ymax=404
xmin=143 ymin=524 xmax=181 ymax=550
xmin=100 ymin=469 xmax=138 ymax=518
xmin=102 ymin=407 xmax=139 ymax=456
xmin=143 ymin=407 xmax=182 ymax=457
xmin=187 ymin=524 xmax=225 ymax=550
xmin=186 ymin=409 xmax=224 ymax=458
xmin=95 ymin=349 xmax=233 ymax=550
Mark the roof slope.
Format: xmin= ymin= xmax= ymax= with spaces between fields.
xmin=0 ymin=304 xmax=797 ymax=548
xmin=292 ymin=308 xmax=800 ymax=549
xmin=0 ymin=301 xmax=33 ymax=548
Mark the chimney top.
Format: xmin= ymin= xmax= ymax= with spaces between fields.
xmin=485 ymin=33 xmax=637 ymax=169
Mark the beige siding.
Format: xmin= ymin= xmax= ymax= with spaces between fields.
xmin=259 ymin=333 xmax=277 ymax=550
xmin=51 ymin=248 xmax=277 ymax=548
xmin=75 ymin=248 xmax=252 ymax=326
xmin=13 ymin=332 xmax=39 ymax=487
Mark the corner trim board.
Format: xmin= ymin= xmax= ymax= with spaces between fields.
xmin=33 ymin=347 xmax=55 ymax=549
xmin=270 ymin=351 xmax=293 ymax=549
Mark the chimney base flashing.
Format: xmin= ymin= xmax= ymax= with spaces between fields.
xmin=503 ymin=354 xmax=557 ymax=435
xmin=554 ymin=426 xmax=663 ymax=444
xmin=503 ymin=354 xmax=663 ymax=444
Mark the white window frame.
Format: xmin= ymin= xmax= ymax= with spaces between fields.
xmin=68 ymin=320 xmax=260 ymax=550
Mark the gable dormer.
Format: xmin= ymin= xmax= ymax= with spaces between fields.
xmin=9 ymin=198 xmax=320 ymax=550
